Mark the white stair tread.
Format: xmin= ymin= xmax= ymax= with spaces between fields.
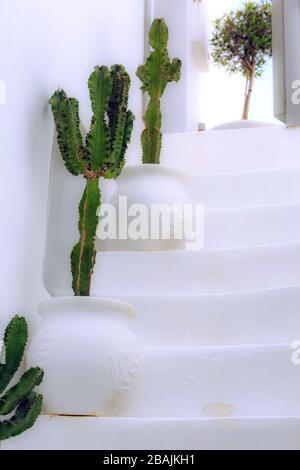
xmin=117 ymin=345 xmax=299 ymax=418
xmin=89 ymin=244 xmax=300 ymax=296
xmin=115 ymin=287 xmax=300 ymax=347
xmin=162 ymin=128 xmax=300 ymax=174
xmin=3 ymin=416 xmax=300 ymax=450
xmin=190 ymin=168 xmax=300 ymax=209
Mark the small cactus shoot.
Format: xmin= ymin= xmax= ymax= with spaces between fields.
xmin=49 ymin=65 xmax=134 ymax=296
xmin=136 ymin=18 xmax=182 ymax=164
xmin=0 ymin=316 xmax=43 ymax=441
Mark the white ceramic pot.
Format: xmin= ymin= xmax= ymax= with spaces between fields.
xmin=211 ymin=120 xmax=276 ymax=131
xmin=27 ymin=297 xmax=139 ymax=416
xmin=97 ymin=164 xmax=191 ymax=251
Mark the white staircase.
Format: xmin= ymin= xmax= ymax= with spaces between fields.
xmin=4 ymin=127 xmax=300 ymax=450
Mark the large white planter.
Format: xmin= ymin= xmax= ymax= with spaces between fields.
xmin=97 ymin=164 xmax=191 ymax=251
xmin=27 ymin=297 xmax=139 ymax=416
xmin=211 ymin=120 xmax=276 ymax=131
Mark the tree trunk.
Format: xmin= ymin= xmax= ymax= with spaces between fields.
xmin=242 ymin=69 xmax=255 ymax=120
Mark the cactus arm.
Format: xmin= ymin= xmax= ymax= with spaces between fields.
xmin=105 ymin=108 xmax=135 ymax=179
xmin=108 ymin=65 xmax=129 ymax=148
xmin=124 ymin=111 xmax=135 ymax=147
xmin=0 ymin=393 xmax=42 ymax=441
xmin=169 ymin=58 xmax=182 ymax=82
xmin=107 ymin=65 xmax=133 ymax=172
xmin=0 ymin=368 xmax=44 ymax=416
xmin=71 ymin=177 xmax=100 ymax=296
xmin=149 ymin=16 xmax=169 ymax=51
xmin=87 ymin=66 xmax=112 ymax=171
xmin=136 ymin=18 xmax=182 ymax=164
xmin=136 ymin=65 xmax=150 ymax=93
xmin=0 ymin=316 xmax=27 ymax=395
xmin=49 ymin=91 xmax=85 ymax=176
xmin=117 ymin=109 xmax=135 ymax=175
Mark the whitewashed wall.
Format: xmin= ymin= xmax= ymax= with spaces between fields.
xmin=273 ymin=0 xmax=300 ymax=125
xmin=0 ymin=0 xmax=144 ymax=335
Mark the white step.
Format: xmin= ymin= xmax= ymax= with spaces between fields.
xmin=118 ymin=345 xmax=298 ymax=418
xmin=205 ymin=203 xmax=300 ymax=249
xmin=190 ymin=168 xmax=300 ymax=209
xmin=97 ymin=202 xmax=300 ymax=252
xmin=3 ymin=416 xmax=300 ymax=450
xmin=45 ymin=201 xmax=300 ymax=297
xmin=89 ymin=245 xmax=300 ymax=297
xmin=115 ymin=287 xmax=300 ymax=347
xmin=162 ymin=128 xmax=300 ymax=174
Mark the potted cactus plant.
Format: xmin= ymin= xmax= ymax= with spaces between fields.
xmin=27 ymin=66 xmax=139 ymax=417
xmin=137 ymin=18 xmax=181 ymax=166
xmin=106 ymin=19 xmax=191 ymax=251
xmin=0 ymin=316 xmax=43 ymax=441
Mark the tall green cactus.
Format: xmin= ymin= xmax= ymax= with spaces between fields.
xmin=0 ymin=316 xmax=43 ymax=441
xmin=49 ymin=65 xmax=134 ymax=296
xmin=136 ymin=18 xmax=182 ymax=164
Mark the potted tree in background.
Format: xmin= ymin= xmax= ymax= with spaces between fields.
xmin=211 ymin=1 xmax=272 ymax=129
xmin=27 ymin=66 xmax=139 ymax=417
xmin=105 ymin=18 xmax=191 ymax=251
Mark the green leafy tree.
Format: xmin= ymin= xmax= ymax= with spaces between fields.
xmin=211 ymin=1 xmax=272 ymax=120
xmin=137 ymin=18 xmax=182 ymax=164
xmin=50 ymin=65 xmax=134 ymax=296
xmin=0 ymin=316 xmax=43 ymax=441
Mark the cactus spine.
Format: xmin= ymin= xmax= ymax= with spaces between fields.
xmin=136 ymin=18 xmax=182 ymax=164
xmin=0 ymin=316 xmax=43 ymax=441
xmin=49 ymin=65 xmax=134 ymax=296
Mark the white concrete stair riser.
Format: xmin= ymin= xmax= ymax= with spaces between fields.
xmin=98 ymin=202 xmax=300 ymax=252
xmin=115 ymin=287 xmax=300 ymax=347
xmin=87 ymin=245 xmax=300 ymax=297
xmin=190 ymin=168 xmax=300 ymax=209
xmin=205 ymin=204 xmax=300 ymax=249
xmin=161 ymin=128 xmax=300 ymax=174
xmin=3 ymin=416 xmax=300 ymax=450
xmin=97 ymin=203 xmax=300 ymax=253
xmin=117 ymin=345 xmax=298 ymax=419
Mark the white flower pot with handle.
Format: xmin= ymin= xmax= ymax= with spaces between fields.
xmin=97 ymin=164 xmax=191 ymax=251
xmin=27 ymin=297 xmax=139 ymax=416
